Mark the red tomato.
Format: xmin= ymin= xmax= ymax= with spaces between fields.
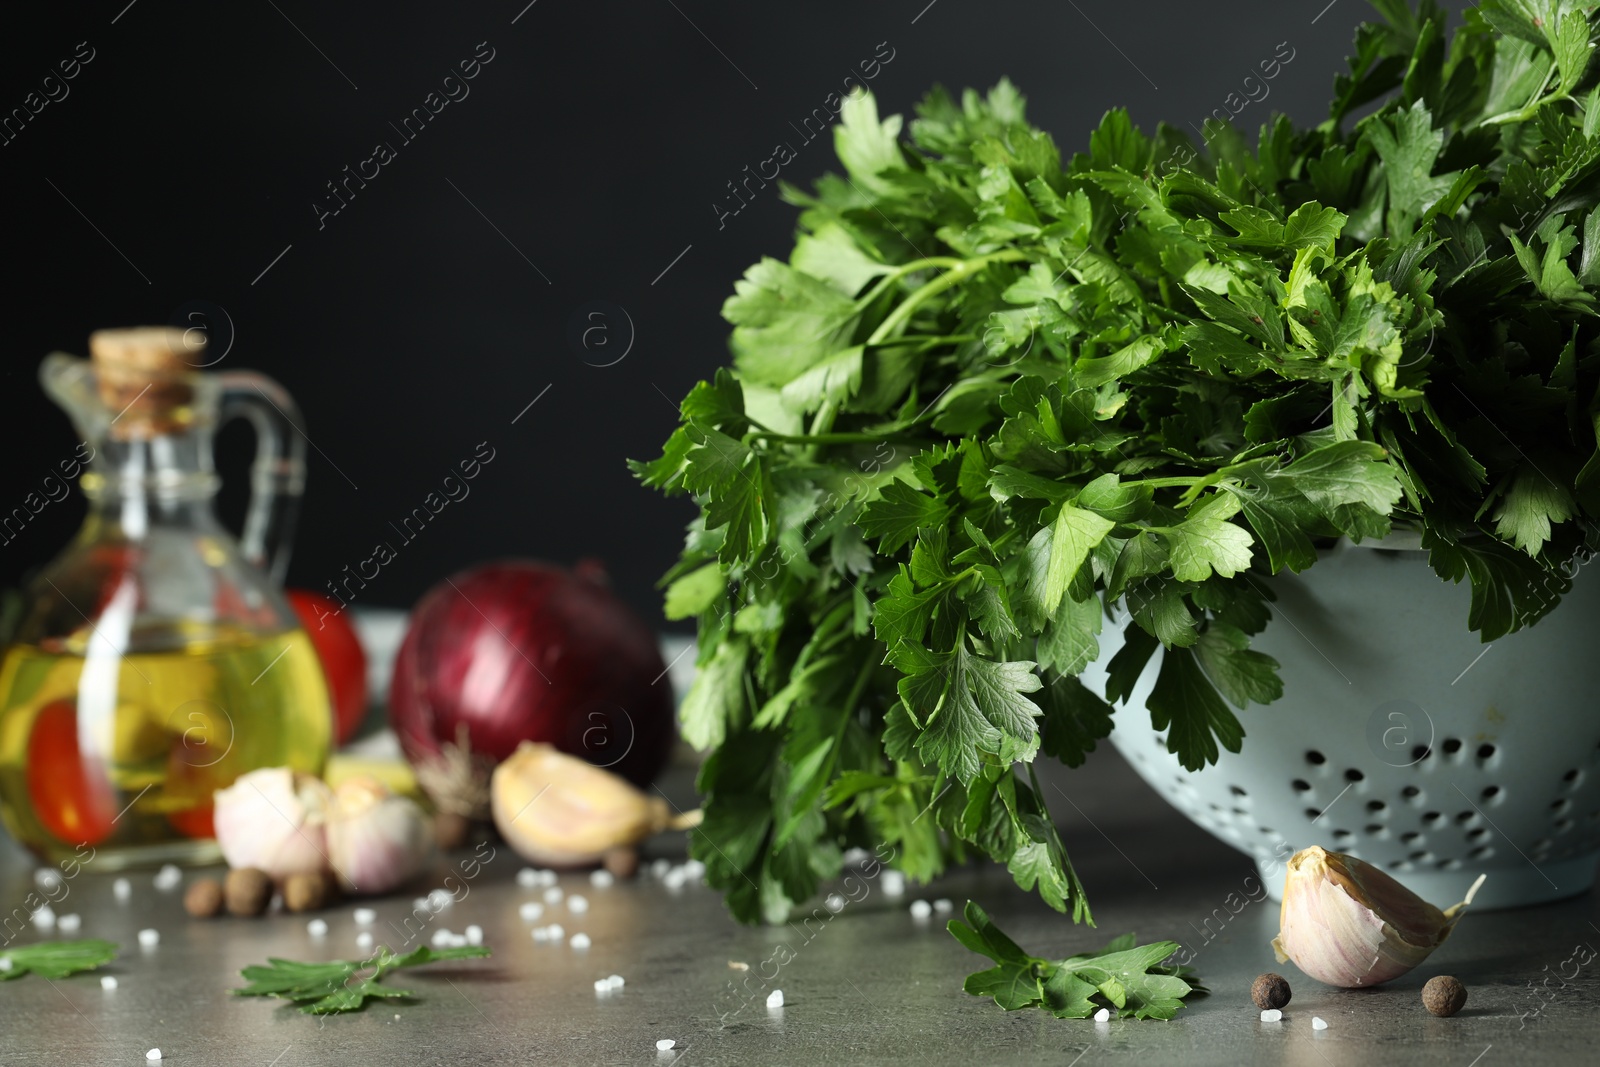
xmin=27 ymin=699 xmax=118 ymax=846
xmin=287 ymin=589 xmax=368 ymax=745
xmin=167 ymin=805 xmax=215 ymax=839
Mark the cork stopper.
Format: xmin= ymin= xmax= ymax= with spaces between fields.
xmin=89 ymin=326 xmax=203 ymax=436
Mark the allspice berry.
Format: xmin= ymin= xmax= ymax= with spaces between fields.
xmin=284 ymin=870 xmax=334 ymax=913
xmin=183 ymin=878 xmax=224 ymax=918
xmin=224 ymin=867 xmax=274 ymax=917
xmin=603 ymin=846 xmax=640 ymax=880
xmin=1422 ymin=975 xmax=1467 ymax=1017
xmin=1251 ymin=972 xmax=1292 ymax=1011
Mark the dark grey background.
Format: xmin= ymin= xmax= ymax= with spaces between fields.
xmin=0 ymin=0 xmax=1460 ymax=626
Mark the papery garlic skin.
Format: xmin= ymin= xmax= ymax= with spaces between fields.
xmin=213 ymin=768 xmax=333 ymax=880
xmin=1271 ymin=845 xmax=1485 ymax=988
xmin=491 ymin=742 xmax=680 ymax=866
xmin=325 ymin=776 xmax=434 ymax=895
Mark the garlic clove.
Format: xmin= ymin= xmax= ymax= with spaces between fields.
xmin=213 ymin=768 xmax=333 ymax=880
xmin=490 ymin=742 xmax=698 ymax=866
xmin=325 ymin=776 xmax=434 ymax=895
xmin=1271 ymin=845 xmax=1486 ymax=988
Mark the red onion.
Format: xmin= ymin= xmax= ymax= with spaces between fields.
xmin=389 ymin=560 xmax=674 ymax=816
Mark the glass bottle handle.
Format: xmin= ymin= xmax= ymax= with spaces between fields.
xmin=215 ymin=371 xmax=307 ymax=585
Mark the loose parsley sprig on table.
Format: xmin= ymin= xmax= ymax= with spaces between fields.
xmin=233 ymin=945 xmax=489 ymax=1014
xmin=950 ymin=902 xmax=1203 ymax=1020
xmin=636 ymin=0 xmax=1600 ymax=933
xmin=0 ymin=940 xmax=118 ymax=979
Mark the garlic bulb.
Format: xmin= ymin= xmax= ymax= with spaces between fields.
xmin=213 ymin=768 xmax=333 ymax=880
xmin=491 ymin=742 xmax=699 ymax=866
xmin=325 ymin=776 xmax=434 ymax=895
xmin=1271 ymin=845 xmax=1486 ymax=988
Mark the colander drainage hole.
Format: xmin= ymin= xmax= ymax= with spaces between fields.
xmin=1344 ymin=768 xmax=1365 ymax=783
xmin=1306 ymin=750 xmax=1327 ymax=766
xmin=1366 ymin=800 xmax=1387 ymax=814
xmin=1477 ymin=743 xmax=1497 ymax=761
xmin=1481 ymin=785 xmax=1503 ymax=803
xmin=1442 ymin=738 xmax=1462 ymax=756
xmin=1422 ymin=812 xmax=1444 ymax=827
xmin=1292 ymin=779 xmax=1312 ymax=793
xmin=1455 ymin=811 xmax=1475 ymax=824
xmin=1466 ymin=827 xmax=1490 ymax=841
xmin=1410 ymin=744 xmax=1432 ymax=762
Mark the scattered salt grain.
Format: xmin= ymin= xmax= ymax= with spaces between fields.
xmin=767 ymin=989 xmax=784 ymax=1009
xmin=842 ymin=847 xmax=871 ymax=866
xmin=1312 ymin=1016 xmax=1328 ymax=1031
xmin=465 ymin=925 xmax=484 ymax=945
xmin=880 ymin=871 xmax=906 ymax=897
xmin=153 ymin=864 xmax=183 ymax=891
xmin=33 ymin=868 xmax=62 ymax=891
xmin=100 ymin=976 xmax=117 ymax=990
xmin=589 ymin=870 xmax=614 ymax=889
xmin=137 ymin=929 xmax=159 ymax=948
xmin=606 ymin=974 xmax=625 ymax=989
xmin=57 ymin=913 xmax=81 ymax=933
xmin=32 ymin=905 xmax=55 ymax=930
xmin=932 ymin=899 xmax=953 ymax=913
xmin=909 ymin=900 xmax=932 ymax=920
xmin=532 ymin=927 xmax=549 ymax=943
xmin=570 ymin=933 xmax=591 ymax=950
xmin=307 ymin=919 xmax=328 ymax=937
xmin=650 ymin=859 xmax=671 ymax=879
xmin=1260 ymin=1009 xmax=1283 ymax=1023
xmin=412 ymin=898 xmax=429 ymax=912
xmin=546 ymin=923 xmax=565 ymax=942
xmin=683 ymin=859 xmax=707 ymax=881
xmin=516 ymin=868 xmax=538 ymax=888
xmin=519 ymin=902 xmax=544 ymax=922
xmin=431 ymin=930 xmax=456 ymax=948
xmin=427 ymin=889 xmax=452 ymax=911
xmin=594 ymin=978 xmax=611 ymax=993
xmin=353 ymin=908 xmax=376 ymax=925
xmin=656 ymin=1039 xmax=675 ymax=1051
xmin=113 ymin=878 xmax=131 ymax=902
xmin=1094 ymin=1008 xmax=1111 ymax=1023
xmin=0 ymin=959 xmax=12 ymax=972
xmin=543 ymin=887 xmax=564 ymax=904
xmin=146 ymin=1049 xmax=161 ymax=1061
xmin=356 ymin=932 xmax=373 ymax=951
xmin=822 ymin=894 xmax=843 ymax=913
xmin=537 ymin=870 xmax=558 ymax=887
xmin=567 ymin=895 xmax=589 ymax=914
xmin=662 ymin=867 xmax=688 ymax=891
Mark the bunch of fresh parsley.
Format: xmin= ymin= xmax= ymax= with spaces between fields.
xmin=636 ymin=0 xmax=1600 ymax=939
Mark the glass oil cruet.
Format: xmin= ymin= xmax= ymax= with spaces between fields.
xmin=0 ymin=327 xmax=331 ymax=867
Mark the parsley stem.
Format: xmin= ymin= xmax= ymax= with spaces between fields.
xmin=865 ymin=250 xmax=1029 ymax=347
xmin=752 ymin=430 xmax=915 ymax=445
xmin=854 ymin=257 xmax=968 ymax=311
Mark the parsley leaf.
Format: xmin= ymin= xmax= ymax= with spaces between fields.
xmin=233 ymin=945 xmax=489 ymax=1014
xmin=0 ymin=940 xmax=117 ymax=980
xmin=950 ymin=901 xmax=1204 ymax=1020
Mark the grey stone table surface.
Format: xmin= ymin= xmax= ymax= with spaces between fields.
xmin=1 ymin=744 xmax=1596 ymax=1067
